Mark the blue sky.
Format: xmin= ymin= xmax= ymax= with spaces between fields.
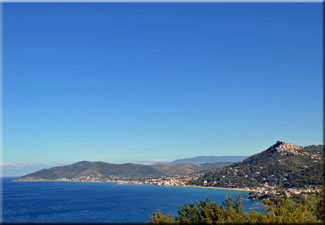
xmin=3 ymin=3 xmax=323 ymax=165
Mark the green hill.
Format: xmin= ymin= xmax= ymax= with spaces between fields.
xmin=152 ymin=162 xmax=232 ymax=176
xmin=17 ymin=161 xmax=165 ymax=180
xmin=188 ymin=141 xmax=324 ymax=189
xmin=16 ymin=161 xmax=233 ymax=181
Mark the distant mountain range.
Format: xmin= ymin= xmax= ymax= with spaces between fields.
xmin=168 ymin=156 xmax=248 ymax=165
xmin=16 ymin=161 xmax=234 ymax=181
xmin=16 ymin=141 xmax=323 ymax=189
xmin=3 ymin=156 xmax=246 ymax=177
xmin=189 ymin=141 xmax=324 ymax=188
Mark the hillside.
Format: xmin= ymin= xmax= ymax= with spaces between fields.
xmin=17 ymin=161 xmax=164 ymax=180
xmin=169 ymin=156 xmax=248 ymax=165
xmin=152 ymin=162 xmax=232 ymax=176
xmin=189 ymin=141 xmax=324 ymax=188
xmin=16 ymin=161 xmax=233 ymax=181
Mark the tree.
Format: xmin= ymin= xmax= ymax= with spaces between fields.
xmin=150 ymin=194 xmax=322 ymax=224
xmin=262 ymin=198 xmax=319 ymax=223
xmin=316 ymin=181 xmax=325 ymax=222
xmin=152 ymin=196 xmax=247 ymax=224
xmin=150 ymin=209 xmax=174 ymax=224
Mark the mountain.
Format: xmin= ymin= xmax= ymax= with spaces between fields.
xmin=16 ymin=161 xmax=233 ymax=181
xmin=169 ymin=156 xmax=248 ymax=165
xmin=189 ymin=141 xmax=324 ymax=189
xmin=152 ymin=162 xmax=233 ymax=176
xmin=17 ymin=161 xmax=164 ymax=180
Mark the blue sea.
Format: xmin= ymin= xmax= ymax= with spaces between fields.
xmin=2 ymin=177 xmax=264 ymax=223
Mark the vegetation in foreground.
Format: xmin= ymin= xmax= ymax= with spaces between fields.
xmin=150 ymin=185 xmax=325 ymax=224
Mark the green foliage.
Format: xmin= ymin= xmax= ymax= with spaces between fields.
xmin=267 ymin=191 xmax=322 ymax=218
xmin=150 ymin=193 xmax=324 ymax=224
xmin=316 ymin=182 xmax=325 ymax=222
xmin=262 ymin=198 xmax=319 ymax=223
xmin=155 ymin=196 xmax=248 ymax=224
xmin=150 ymin=210 xmax=174 ymax=224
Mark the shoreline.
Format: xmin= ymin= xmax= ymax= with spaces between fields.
xmin=12 ymin=178 xmax=261 ymax=193
xmin=185 ymin=185 xmax=261 ymax=193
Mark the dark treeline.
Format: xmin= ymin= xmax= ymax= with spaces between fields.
xmin=150 ymin=184 xmax=325 ymax=224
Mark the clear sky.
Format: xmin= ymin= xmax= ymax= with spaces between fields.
xmin=3 ymin=3 xmax=323 ymax=165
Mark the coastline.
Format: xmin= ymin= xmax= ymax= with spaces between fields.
xmin=185 ymin=185 xmax=261 ymax=193
xmin=12 ymin=178 xmax=261 ymax=193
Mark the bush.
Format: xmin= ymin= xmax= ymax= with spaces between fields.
xmin=150 ymin=193 xmax=323 ymax=224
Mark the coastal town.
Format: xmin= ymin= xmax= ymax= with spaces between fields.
xmin=20 ymin=173 xmax=323 ymax=200
xmin=31 ymin=175 xmax=192 ymax=187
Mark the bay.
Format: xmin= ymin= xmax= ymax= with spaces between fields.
xmin=2 ymin=177 xmax=264 ymax=223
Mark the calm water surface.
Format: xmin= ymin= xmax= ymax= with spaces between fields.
xmin=2 ymin=177 xmax=263 ymax=223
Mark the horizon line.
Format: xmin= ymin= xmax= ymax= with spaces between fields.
xmin=2 ymin=0 xmax=322 ymax=3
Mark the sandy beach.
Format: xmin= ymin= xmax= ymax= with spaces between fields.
xmin=14 ymin=178 xmax=261 ymax=193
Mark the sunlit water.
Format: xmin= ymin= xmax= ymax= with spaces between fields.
xmin=2 ymin=177 xmax=264 ymax=223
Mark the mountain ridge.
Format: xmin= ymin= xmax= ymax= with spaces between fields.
xmin=189 ymin=141 xmax=323 ymax=189
xmin=168 ymin=156 xmax=248 ymax=165
xmin=16 ymin=161 xmax=234 ymax=181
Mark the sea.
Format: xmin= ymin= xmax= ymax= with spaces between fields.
xmin=2 ymin=177 xmax=264 ymax=223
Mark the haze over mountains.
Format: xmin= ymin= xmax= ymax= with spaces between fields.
xmin=3 ymin=156 xmax=246 ymax=177
xmin=2 ymin=162 xmax=68 ymax=177
xmin=168 ymin=156 xmax=248 ymax=165
xmin=129 ymin=156 xmax=248 ymax=165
